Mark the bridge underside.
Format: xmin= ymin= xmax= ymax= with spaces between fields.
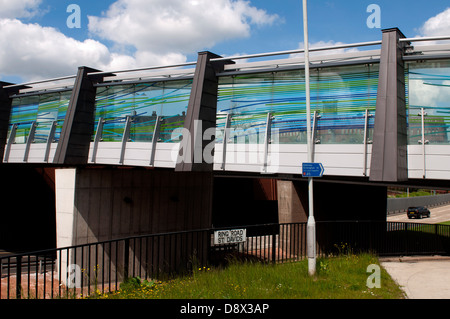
xmin=0 ymin=164 xmax=394 ymax=253
xmin=2 ymin=162 xmax=449 ymax=253
xmin=0 ymin=166 xmax=56 ymax=252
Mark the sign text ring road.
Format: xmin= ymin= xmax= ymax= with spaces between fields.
xmin=214 ymin=229 xmax=247 ymax=245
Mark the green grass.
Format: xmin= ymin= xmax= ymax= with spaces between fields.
xmin=89 ymin=254 xmax=405 ymax=299
xmin=388 ymin=189 xmax=434 ymax=198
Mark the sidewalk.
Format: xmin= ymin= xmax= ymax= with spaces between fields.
xmin=380 ymin=256 xmax=450 ymax=299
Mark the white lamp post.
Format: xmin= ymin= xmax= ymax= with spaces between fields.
xmin=302 ymin=0 xmax=316 ymax=276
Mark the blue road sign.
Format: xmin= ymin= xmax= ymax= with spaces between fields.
xmin=302 ymin=162 xmax=324 ymax=177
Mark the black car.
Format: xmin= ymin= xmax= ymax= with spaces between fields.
xmin=407 ymin=206 xmax=430 ymax=219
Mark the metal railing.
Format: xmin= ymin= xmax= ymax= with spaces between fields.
xmin=316 ymin=221 xmax=450 ymax=257
xmin=1 ymin=221 xmax=450 ymax=299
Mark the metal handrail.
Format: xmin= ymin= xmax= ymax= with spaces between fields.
xmin=212 ymin=40 xmax=382 ymax=62
xmin=400 ymin=35 xmax=450 ymax=43
xmin=4 ymin=34 xmax=449 ymax=91
xmin=3 ymin=75 xmax=77 ymax=90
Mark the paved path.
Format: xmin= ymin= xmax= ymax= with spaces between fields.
xmin=380 ymin=256 xmax=450 ymax=299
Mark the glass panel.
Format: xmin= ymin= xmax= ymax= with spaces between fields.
xmin=93 ymin=80 xmax=191 ymax=143
xmin=9 ymin=91 xmax=72 ymax=144
xmin=218 ymin=74 xmax=274 ymax=144
xmin=217 ymin=64 xmax=378 ymax=144
xmin=215 ymin=112 xmax=228 ymax=143
xmin=271 ymin=70 xmax=307 ymax=144
xmin=9 ymin=95 xmax=39 ymax=144
xmin=35 ymin=94 xmax=57 ymax=143
xmin=159 ymin=80 xmax=190 ymax=142
xmin=406 ymin=60 xmax=450 ymax=145
xmin=314 ymin=65 xmax=378 ymax=144
xmin=35 ymin=93 xmax=64 ymax=143
xmin=229 ymin=113 xmax=267 ymax=144
xmin=132 ymin=82 xmax=162 ymax=142
xmin=55 ymin=91 xmax=71 ymax=142
xmin=94 ymin=85 xmax=135 ymax=142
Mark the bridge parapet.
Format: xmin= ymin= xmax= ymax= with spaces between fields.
xmin=1 ymin=30 xmax=450 ymax=181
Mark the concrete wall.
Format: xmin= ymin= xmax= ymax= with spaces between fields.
xmin=277 ymin=180 xmax=308 ymax=223
xmin=55 ymin=167 xmax=213 ymax=247
xmin=387 ymin=193 xmax=450 ymax=215
xmin=55 ymin=167 xmax=214 ymax=282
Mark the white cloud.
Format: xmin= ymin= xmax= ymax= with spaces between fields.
xmin=410 ymin=8 xmax=450 ymax=111
xmin=418 ymin=7 xmax=450 ymax=37
xmin=0 ymin=0 xmax=280 ymax=82
xmin=88 ymin=0 xmax=280 ymax=62
xmin=0 ymin=19 xmax=136 ymax=81
xmin=409 ymin=79 xmax=450 ymax=110
xmin=0 ymin=0 xmax=42 ymax=19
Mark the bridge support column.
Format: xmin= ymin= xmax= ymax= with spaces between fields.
xmin=277 ymin=180 xmax=308 ymax=259
xmin=55 ymin=167 xmax=213 ymax=281
xmin=277 ymin=180 xmax=308 ymax=223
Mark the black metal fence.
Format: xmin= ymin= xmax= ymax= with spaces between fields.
xmin=316 ymin=221 xmax=450 ymax=256
xmin=1 ymin=221 xmax=450 ymax=299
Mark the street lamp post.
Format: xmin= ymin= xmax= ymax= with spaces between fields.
xmin=302 ymin=0 xmax=316 ymax=276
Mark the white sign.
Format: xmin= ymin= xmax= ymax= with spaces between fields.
xmin=214 ymin=229 xmax=247 ymax=245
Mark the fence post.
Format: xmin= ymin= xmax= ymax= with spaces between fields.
xmin=404 ymin=223 xmax=409 ymax=255
xmin=124 ymin=239 xmax=130 ymax=280
xmin=272 ymin=225 xmax=277 ymax=264
xmin=435 ymin=224 xmax=439 ymax=254
xmin=16 ymin=256 xmax=22 ymax=299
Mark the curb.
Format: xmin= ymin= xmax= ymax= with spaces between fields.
xmin=379 ymin=255 xmax=450 ymax=263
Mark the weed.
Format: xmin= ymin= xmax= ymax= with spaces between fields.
xmin=89 ymin=253 xmax=404 ymax=299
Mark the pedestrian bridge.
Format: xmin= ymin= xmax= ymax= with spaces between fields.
xmin=2 ymin=28 xmax=450 ymax=183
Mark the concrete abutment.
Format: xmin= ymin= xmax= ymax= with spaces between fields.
xmin=55 ymin=166 xmax=214 ymax=282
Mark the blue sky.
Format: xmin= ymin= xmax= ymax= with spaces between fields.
xmin=0 ymin=0 xmax=449 ymax=83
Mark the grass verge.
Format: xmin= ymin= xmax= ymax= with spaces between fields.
xmin=88 ymin=253 xmax=405 ymax=299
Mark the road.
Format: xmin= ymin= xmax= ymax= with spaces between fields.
xmin=387 ymin=204 xmax=450 ymax=224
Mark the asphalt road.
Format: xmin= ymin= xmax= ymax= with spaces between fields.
xmin=387 ymin=204 xmax=450 ymax=224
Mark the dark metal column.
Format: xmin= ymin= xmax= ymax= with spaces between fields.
xmin=53 ymin=67 xmax=109 ymax=165
xmin=370 ymin=28 xmax=410 ymax=182
xmin=175 ymin=51 xmax=234 ymax=172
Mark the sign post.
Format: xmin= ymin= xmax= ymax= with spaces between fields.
xmin=302 ymin=0 xmax=316 ymax=276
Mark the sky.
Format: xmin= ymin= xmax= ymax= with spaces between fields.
xmin=0 ymin=0 xmax=449 ymax=84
